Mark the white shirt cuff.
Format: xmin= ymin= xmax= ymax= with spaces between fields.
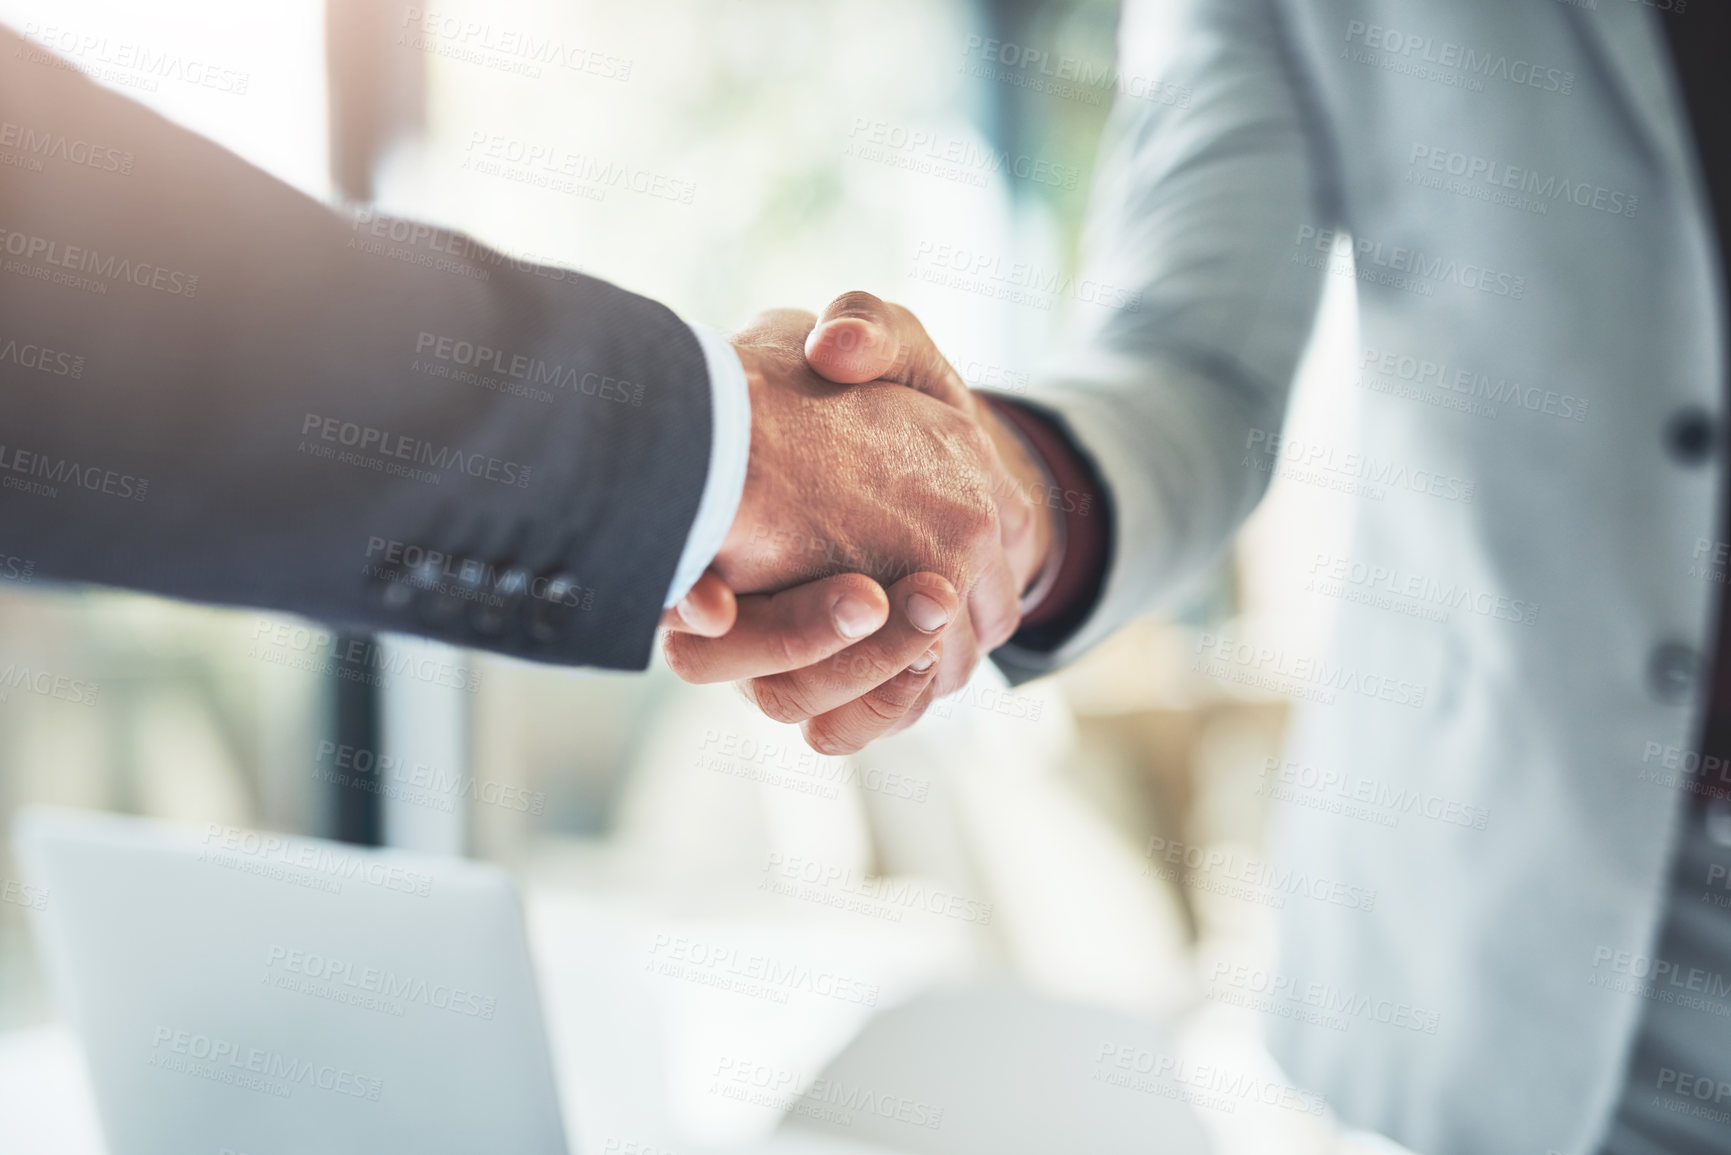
xmin=665 ymin=323 xmax=751 ymax=607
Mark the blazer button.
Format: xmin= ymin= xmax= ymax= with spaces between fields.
xmin=1665 ymin=407 xmax=1716 ymax=465
xmin=471 ymin=567 xmax=529 ymax=637
xmin=416 ymin=557 xmax=480 ymax=625
xmin=528 ymin=573 xmax=580 ymax=643
xmin=1647 ymin=642 xmax=1701 ymax=705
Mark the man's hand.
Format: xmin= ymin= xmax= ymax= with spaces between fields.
xmin=662 ymin=294 xmax=1065 ymax=754
xmin=708 ymin=306 xmax=1032 ymax=674
xmin=801 ymin=292 xmax=1058 ymax=596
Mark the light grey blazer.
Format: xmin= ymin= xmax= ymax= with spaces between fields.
xmin=1014 ymin=1 xmax=1722 ymax=1151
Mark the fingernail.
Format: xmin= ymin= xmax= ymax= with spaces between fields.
xmin=833 ymin=593 xmax=880 ymax=639
xmin=673 ymin=596 xmax=696 ymax=627
xmin=910 ymin=650 xmax=938 ymax=673
xmin=906 ymin=592 xmax=952 ymax=633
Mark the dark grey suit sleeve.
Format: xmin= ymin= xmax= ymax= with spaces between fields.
xmin=0 ymin=25 xmax=712 ymax=671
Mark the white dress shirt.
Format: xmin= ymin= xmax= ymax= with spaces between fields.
xmin=664 ymin=324 xmax=750 ymax=607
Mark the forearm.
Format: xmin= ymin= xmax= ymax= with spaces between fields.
xmin=0 ymin=23 xmax=712 ymax=670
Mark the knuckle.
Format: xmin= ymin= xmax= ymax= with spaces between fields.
xmin=828 ymin=289 xmax=883 ymax=319
xmin=760 ymin=615 xmax=812 ymax=672
xmin=858 ymin=686 xmax=912 ymax=727
xmin=661 ymin=634 xmax=705 ymax=682
xmin=804 ymin=721 xmax=861 ymax=757
xmin=750 ymin=677 xmax=818 ymax=725
xmin=829 ymin=647 xmax=897 ymax=686
xmin=957 ymin=495 xmax=997 ymax=548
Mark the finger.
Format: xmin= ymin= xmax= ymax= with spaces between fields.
xmin=923 ymin=547 xmax=1020 ymax=702
xmin=746 ymin=573 xmax=957 ymax=725
xmin=992 ymin=467 xmax=1042 ymax=594
xmin=733 ymin=308 xmax=819 ymax=355
xmin=658 ymin=570 xmax=737 ymax=637
xmin=930 ymin=608 xmax=984 ymax=699
xmin=662 ymin=573 xmax=888 ymax=684
xmin=884 ymin=677 xmax=940 ymax=738
xmin=803 ymin=640 xmax=944 ymax=755
xmin=968 ymin=529 xmax=1025 ymax=654
xmin=803 ymin=291 xmax=970 ymax=408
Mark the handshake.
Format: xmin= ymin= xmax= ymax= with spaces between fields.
xmin=658 ymin=291 xmax=1077 ymax=756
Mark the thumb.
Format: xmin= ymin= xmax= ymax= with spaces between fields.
xmin=804 ymin=290 xmax=971 ymax=409
xmin=659 ymin=569 xmax=738 ymax=637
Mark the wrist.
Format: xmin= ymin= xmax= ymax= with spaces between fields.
xmin=980 ymin=395 xmax=1111 ymax=635
xmin=982 ymin=402 xmax=1065 ymax=609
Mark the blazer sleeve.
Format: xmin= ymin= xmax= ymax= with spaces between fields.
xmin=992 ymin=0 xmax=1335 ymax=682
xmin=0 ymin=23 xmax=712 ymax=671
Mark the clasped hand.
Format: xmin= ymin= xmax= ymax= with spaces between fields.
xmin=660 ymin=292 xmax=1056 ymax=754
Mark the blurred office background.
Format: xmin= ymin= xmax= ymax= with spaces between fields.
xmin=0 ymin=0 xmax=1361 ymax=1149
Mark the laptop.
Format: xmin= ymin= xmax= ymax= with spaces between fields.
xmin=15 ymin=807 xmax=908 ymax=1155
